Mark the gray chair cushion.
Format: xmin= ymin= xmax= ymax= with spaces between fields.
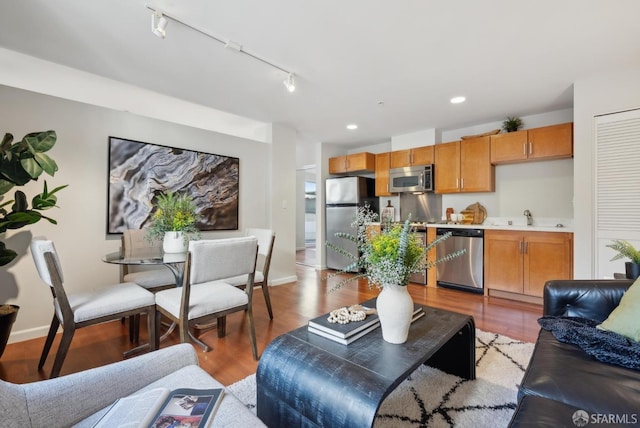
xmin=155 ymin=281 xmax=248 ymax=319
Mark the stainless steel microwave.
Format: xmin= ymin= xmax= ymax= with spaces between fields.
xmin=389 ymin=165 xmax=434 ymax=193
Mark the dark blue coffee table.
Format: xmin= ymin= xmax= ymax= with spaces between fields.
xmin=256 ymin=300 xmax=475 ymax=428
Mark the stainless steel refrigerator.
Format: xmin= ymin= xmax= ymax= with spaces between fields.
xmin=325 ymin=176 xmax=377 ymax=270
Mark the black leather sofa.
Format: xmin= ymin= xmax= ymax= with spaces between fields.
xmin=509 ymin=279 xmax=640 ymax=427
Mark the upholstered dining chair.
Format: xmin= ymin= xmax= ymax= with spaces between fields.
xmin=154 ymin=237 xmax=260 ymax=359
xmin=223 ymin=228 xmax=276 ymax=319
xmin=120 ymin=229 xmax=176 ymax=341
xmin=120 ymin=229 xmax=176 ymax=291
xmin=30 ymin=237 xmax=157 ymax=379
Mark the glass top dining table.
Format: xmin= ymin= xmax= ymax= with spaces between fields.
xmin=102 ymin=251 xmax=187 ymax=287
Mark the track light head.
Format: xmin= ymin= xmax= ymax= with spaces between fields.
xmin=283 ymin=73 xmax=296 ymax=93
xmin=151 ymin=11 xmax=168 ymax=38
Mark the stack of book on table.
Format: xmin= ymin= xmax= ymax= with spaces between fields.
xmin=307 ymin=305 xmax=425 ymax=345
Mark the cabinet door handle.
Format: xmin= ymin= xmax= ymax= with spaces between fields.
xmin=524 ymin=241 xmax=529 ymax=254
xmin=519 ymin=241 xmax=523 ymax=254
xmin=528 ymin=142 xmax=532 ymax=155
xmin=523 ymin=143 xmax=526 ymax=156
xmin=461 ymin=178 xmax=464 ymax=189
xmin=456 ymin=178 xmax=459 ymax=189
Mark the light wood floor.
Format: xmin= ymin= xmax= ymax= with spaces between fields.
xmin=0 ymin=261 xmax=542 ymax=386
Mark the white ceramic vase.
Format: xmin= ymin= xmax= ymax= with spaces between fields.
xmin=376 ymin=284 xmax=414 ymax=344
xmin=163 ymin=231 xmax=188 ymax=254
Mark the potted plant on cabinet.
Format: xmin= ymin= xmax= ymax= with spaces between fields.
xmin=146 ymin=190 xmax=201 ymax=253
xmin=0 ymin=130 xmax=66 ymax=358
xmin=606 ymin=239 xmax=640 ymax=280
xmin=501 ymin=116 xmax=523 ymax=133
xmin=326 ymin=206 xmax=465 ymax=344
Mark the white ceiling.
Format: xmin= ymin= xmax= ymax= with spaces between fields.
xmin=1 ymin=0 xmax=639 ymax=146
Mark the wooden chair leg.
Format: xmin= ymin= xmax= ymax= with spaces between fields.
xmin=260 ymin=281 xmax=274 ymax=320
xmin=147 ymin=307 xmax=158 ymax=351
xmin=155 ymin=310 xmax=162 ymax=348
xmin=38 ymin=315 xmax=60 ymax=369
xmin=247 ymin=308 xmax=258 ymax=361
xmin=217 ymin=316 xmax=227 ymax=338
xmin=50 ymin=325 xmax=75 ymax=379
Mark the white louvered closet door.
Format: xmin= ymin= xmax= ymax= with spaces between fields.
xmin=595 ymin=108 xmax=640 ymax=278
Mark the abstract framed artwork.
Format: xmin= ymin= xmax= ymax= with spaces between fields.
xmin=107 ymin=136 xmax=239 ymax=234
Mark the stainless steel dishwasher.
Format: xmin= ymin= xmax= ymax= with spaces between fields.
xmin=436 ymin=228 xmax=484 ymax=293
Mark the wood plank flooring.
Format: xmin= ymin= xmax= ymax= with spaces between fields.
xmin=0 ymin=262 xmax=542 ymax=386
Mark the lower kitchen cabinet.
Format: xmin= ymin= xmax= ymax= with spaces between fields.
xmin=484 ymin=230 xmax=573 ymax=299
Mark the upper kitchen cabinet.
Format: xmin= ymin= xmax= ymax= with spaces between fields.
xmin=375 ymin=152 xmax=393 ymax=196
xmin=490 ymin=123 xmax=573 ymax=164
xmin=434 ymin=136 xmax=495 ymax=194
xmin=328 ymin=152 xmax=375 ymax=174
xmin=389 ymin=146 xmax=434 ymax=169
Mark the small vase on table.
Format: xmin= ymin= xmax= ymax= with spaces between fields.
xmin=163 ymin=231 xmax=188 ymax=254
xmin=376 ymin=284 xmax=414 ymax=344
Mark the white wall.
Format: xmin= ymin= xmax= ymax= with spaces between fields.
xmin=0 ymin=84 xmax=279 ymax=342
xmin=573 ymin=67 xmax=640 ymax=278
xmin=268 ymin=124 xmax=297 ymax=284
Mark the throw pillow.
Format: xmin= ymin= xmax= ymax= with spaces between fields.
xmin=597 ymin=276 xmax=640 ymax=342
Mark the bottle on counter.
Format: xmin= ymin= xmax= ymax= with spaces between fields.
xmin=446 ymin=207 xmax=454 ymax=222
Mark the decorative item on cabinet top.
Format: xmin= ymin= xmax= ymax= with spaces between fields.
xmin=460 ymin=129 xmax=501 ymax=140
xmin=461 ymin=202 xmax=487 ymax=225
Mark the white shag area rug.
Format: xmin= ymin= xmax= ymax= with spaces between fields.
xmin=228 ymin=329 xmax=534 ymax=428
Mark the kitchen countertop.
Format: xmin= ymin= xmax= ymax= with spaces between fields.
xmin=425 ymin=223 xmax=573 ymax=233
xmin=369 ymin=218 xmax=574 ymax=233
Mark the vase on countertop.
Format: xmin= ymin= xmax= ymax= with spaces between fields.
xmin=376 ymin=284 xmax=413 ymax=344
xmin=163 ymin=231 xmax=188 ymax=254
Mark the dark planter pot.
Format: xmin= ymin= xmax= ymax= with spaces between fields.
xmin=625 ymin=262 xmax=640 ymax=280
xmin=0 ymin=304 xmax=19 ymax=359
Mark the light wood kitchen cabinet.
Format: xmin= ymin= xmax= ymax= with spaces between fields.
xmin=434 ymin=136 xmax=494 ymax=193
xmin=389 ymin=146 xmax=434 ymax=169
xmin=490 ymin=123 xmax=573 ymax=164
xmin=328 ymin=152 xmax=375 ymax=174
xmin=375 ymin=152 xmax=393 ymax=196
xmin=485 ymin=230 xmax=573 ymax=298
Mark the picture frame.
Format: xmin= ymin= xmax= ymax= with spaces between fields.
xmin=107 ymin=136 xmax=239 ymax=234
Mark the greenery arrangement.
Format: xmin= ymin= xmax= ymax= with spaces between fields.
xmin=145 ymin=191 xmax=201 ymax=242
xmin=0 ymin=131 xmax=67 ymax=266
xmin=606 ymin=239 xmax=640 ymax=264
xmin=502 ymin=116 xmax=523 ymax=133
xmin=326 ymin=205 xmax=466 ymax=292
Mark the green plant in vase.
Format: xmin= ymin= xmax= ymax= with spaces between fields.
xmin=326 ymin=205 xmax=465 ymax=344
xmin=0 ymin=130 xmax=66 ymax=358
xmin=146 ymin=191 xmax=201 ymax=252
xmin=501 ymin=116 xmax=523 ymax=133
xmin=606 ymin=239 xmax=640 ymax=279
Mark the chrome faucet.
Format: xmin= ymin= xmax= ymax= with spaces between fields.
xmin=524 ymin=209 xmax=533 ymax=226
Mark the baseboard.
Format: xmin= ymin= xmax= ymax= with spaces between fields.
xmin=9 ymin=325 xmax=52 ymax=344
xmin=488 ymin=289 xmax=542 ymax=305
xmin=269 ymin=275 xmax=297 ymax=287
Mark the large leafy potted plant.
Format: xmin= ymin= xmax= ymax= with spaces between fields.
xmin=326 ymin=205 xmax=465 ymax=343
xmin=0 ymin=130 xmax=66 ymax=358
xmin=606 ymin=239 xmax=640 ymax=279
xmin=146 ymin=190 xmax=201 ymax=253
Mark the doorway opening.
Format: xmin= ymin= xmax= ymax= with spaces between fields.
xmin=296 ymin=167 xmax=316 ymax=267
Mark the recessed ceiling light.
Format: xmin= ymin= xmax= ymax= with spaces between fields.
xmin=346 ymin=124 xmax=358 ymax=130
xmin=450 ymin=96 xmax=466 ymax=104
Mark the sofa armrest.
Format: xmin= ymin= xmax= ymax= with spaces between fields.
xmin=543 ymin=279 xmax=633 ymax=321
xmin=21 ymin=344 xmax=198 ymax=427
